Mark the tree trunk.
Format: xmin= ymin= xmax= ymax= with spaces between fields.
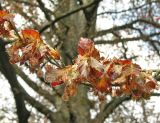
xmin=52 ymin=0 xmax=100 ymax=123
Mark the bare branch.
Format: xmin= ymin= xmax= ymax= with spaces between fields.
xmin=97 ymin=0 xmax=159 ymax=15
xmin=0 ymin=39 xmax=30 ymax=123
xmin=36 ymin=0 xmax=51 ymax=21
xmin=39 ymin=0 xmax=102 ymax=33
xmin=92 ymin=92 xmax=160 ymax=123
xmin=14 ymin=65 xmax=60 ymax=105
xmin=149 ymin=40 xmax=160 ymax=57
xmin=22 ymin=88 xmax=56 ymax=122
xmin=92 ymin=96 xmax=130 ymax=123
xmin=95 ymin=32 xmax=160 ymax=44
xmin=93 ymin=19 xmax=160 ymax=38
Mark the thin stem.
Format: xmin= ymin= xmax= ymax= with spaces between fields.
xmin=8 ymin=21 xmax=23 ymax=42
xmin=46 ymin=55 xmax=62 ymax=68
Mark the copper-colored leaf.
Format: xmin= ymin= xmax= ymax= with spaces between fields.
xmin=112 ymin=75 xmax=126 ymax=84
xmin=90 ymin=57 xmax=104 ymax=72
xmin=77 ymin=56 xmax=90 ymax=78
xmin=0 ymin=10 xmax=9 ymax=18
xmin=0 ymin=10 xmax=14 ymax=21
xmin=95 ymin=76 xmax=110 ymax=92
xmin=78 ymin=38 xmax=100 ymax=59
xmin=145 ymin=81 xmax=156 ymax=90
xmin=21 ymin=29 xmax=41 ymax=43
xmin=115 ymin=59 xmax=132 ymax=65
xmin=51 ymin=81 xmax=64 ymax=87
xmin=122 ymin=63 xmax=141 ymax=76
xmin=78 ymin=38 xmax=93 ymax=56
xmin=47 ymin=47 xmax=60 ymax=60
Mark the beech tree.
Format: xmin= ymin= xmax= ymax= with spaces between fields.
xmin=0 ymin=0 xmax=160 ymax=123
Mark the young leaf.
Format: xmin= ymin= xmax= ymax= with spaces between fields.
xmin=21 ymin=29 xmax=42 ymax=43
xmin=78 ymin=38 xmax=100 ymax=59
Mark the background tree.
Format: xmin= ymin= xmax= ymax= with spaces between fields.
xmin=0 ymin=0 xmax=160 ymax=123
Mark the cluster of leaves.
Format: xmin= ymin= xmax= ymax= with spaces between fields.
xmin=0 ymin=10 xmax=60 ymax=72
xmin=0 ymin=10 xmax=158 ymax=101
xmin=46 ymin=38 xmax=158 ymax=100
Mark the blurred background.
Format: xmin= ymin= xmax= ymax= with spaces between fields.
xmin=0 ymin=0 xmax=160 ymax=123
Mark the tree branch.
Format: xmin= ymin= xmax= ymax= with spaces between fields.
xmin=149 ymin=40 xmax=160 ymax=57
xmin=93 ymin=19 xmax=160 ymax=38
xmin=36 ymin=0 xmax=51 ymax=21
xmin=39 ymin=0 xmax=102 ymax=33
xmin=0 ymin=39 xmax=30 ymax=123
xmin=92 ymin=92 xmax=160 ymax=123
xmin=92 ymin=96 xmax=130 ymax=123
xmin=21 ymin=86 xmax=56 ymax=122
xmin=14 ymin=65 xmax=60 ymax=105
xmin=95 ymin=32 xmax=160 ymax=44
xmin=97 ymin=0 xmax=159 ymax=16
